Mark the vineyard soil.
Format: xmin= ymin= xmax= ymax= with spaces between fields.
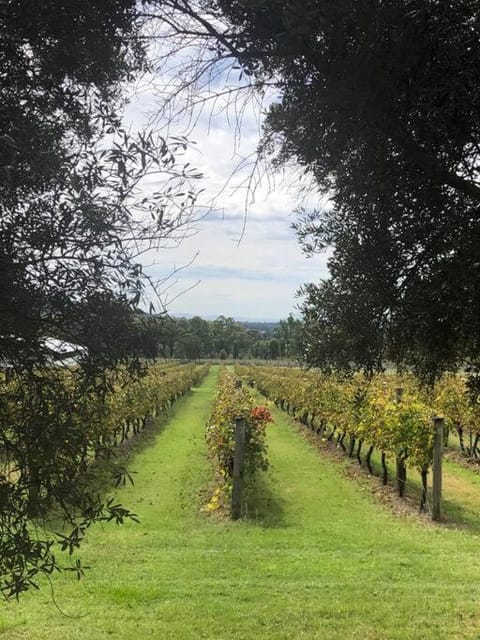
xmin=1 ymin=366 xmax=480 ymax=638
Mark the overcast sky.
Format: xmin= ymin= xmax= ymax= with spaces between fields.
xmin=124 ymin=70 xmax=331 ymax=322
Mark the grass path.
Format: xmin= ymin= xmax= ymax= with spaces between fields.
xmin=442 ymin=458 xmax=480 ymax=529
xmin=2 ymin=366 xmax=480 ymax=638
xmin=365 ymin=442 xmax=480 ymax=531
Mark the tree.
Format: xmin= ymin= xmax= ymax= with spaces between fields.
xmin=188 ymin=316 xmax=213 ymax=357
xmin=172 ymin=318 xmax=205 ymax=359
xmin=268 ymin=338 xmax=279 ymax=360
xmin=211 ymin=316 xmax=237 ymax=357
xmin=124 ymin=312 xmax=174 ymax=360
xmin=300 ymin=279 xmax=386 ymax=376
xmin=274 ymin=314 xmax=303 ymax=360
xmin=149 ymin=0 xmax=480 ymax=380
xmin=252 ymin=340 xmax=268 ymax=360
xmin=0 ymin=1 xmax=200 ymax=598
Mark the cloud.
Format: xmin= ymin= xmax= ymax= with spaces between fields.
xmin=123 ymin=75 xmax=330 ymax=320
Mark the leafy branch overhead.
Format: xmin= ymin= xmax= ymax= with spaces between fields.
xmin=0 ymin=0 xmax=204 ymax=599
xmin=145 ymin=0 xmax=480 ymax=380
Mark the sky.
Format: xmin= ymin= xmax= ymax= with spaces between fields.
xmin=123 ymin=59 xmax=331 ymax=322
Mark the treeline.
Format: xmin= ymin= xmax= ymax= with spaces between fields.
xmin=129 ymin=313 xmax=304 ymax=361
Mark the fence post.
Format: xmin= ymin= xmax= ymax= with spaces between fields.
xmin=432 ymin=416 xmax=444 ymax=521
xmin=394 ymin=387 xmax=407 ymax=496
xmin=231 ymin=416 xmax=247 ymax=520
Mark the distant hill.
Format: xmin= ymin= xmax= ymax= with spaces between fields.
xmin=240 ymin=321 xmax=279 ymax=335
xmin=172 ymin=312 xmax=280 ymax=325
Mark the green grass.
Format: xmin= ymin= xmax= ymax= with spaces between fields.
xmin=2 ymin=366 xmax=480 ymax=639
xmin=350 ymin=436 xmax=480 ymax=532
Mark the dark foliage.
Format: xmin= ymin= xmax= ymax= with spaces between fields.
xmin=0 ymin=0 xmax=200 ymax=598
xmin=158 ymin=0 xmax=480 ymax=379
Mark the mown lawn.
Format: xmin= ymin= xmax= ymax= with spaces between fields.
xmin=1 ymin=365 xmax=480 ymax=639
xmin=348 ymin=432 xmax=480 ymax=532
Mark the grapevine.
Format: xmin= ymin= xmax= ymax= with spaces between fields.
xmin=205 ymin=369 xmax=271 ymax=514
xmin=236 ymin=365 xmax=439 ymax=510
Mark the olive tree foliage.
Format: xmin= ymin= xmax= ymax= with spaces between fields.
xmin=0 ymin=0 xmax=201 ymax=598
xmin=141 ymin=0 xmax=480 ymax=382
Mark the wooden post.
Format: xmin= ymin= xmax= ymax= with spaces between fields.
xmin=394 ymin=388 xmax=406 ymax=497
xmin=231 ymin=416 xmax=247 ymax=520
xmin=432 ymin=416 xmax=444 ymax=521
xmin=381 ymin=451 xmax=388 ymax=484
xmin=420 ymin=466 xmax=428 ymax=512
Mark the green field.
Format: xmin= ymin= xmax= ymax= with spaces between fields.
xmin=2 ymin=366 xmax=480 ymax=639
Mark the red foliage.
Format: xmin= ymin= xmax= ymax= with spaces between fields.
xmin=250 ymin=405 xmax=272 ymax=423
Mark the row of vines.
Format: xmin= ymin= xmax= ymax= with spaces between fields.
xmin=0 ymin=361 xmax=209 ymax=515
xmin=96 ymin=362 xmax=209 ymax=450
xmin=205 ymin=368 xmax=271 ymax=515
xmin=235 ymin=365 xmax=480 ymax=512
xmin=0 ymin=360 xmax=209 ymax=597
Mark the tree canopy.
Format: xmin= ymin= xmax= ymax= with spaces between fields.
xmin=0 ymin=0 xmax=201 ymax=598
xmin=153 ymin=0 xmax=480 ymax=380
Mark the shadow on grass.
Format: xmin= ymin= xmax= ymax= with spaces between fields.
xmin=404 ymin=473 xmax=480 ymax=534
xmin=364 ymin=454 xmax=480 ymax=534
xmin=242 ymin=473 xmax=287 ymax=529
xmin=85 ymin=411 xmax=171 ymax=492
xmin=43 ymin=395 xmax=189 ymax=534
xmin=440 ymin=497 xmax=480 ymax=533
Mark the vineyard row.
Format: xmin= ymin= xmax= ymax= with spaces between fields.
xmin=205 ymin=368 xmax=271 ymax=517
xmin=235 ymin=365 xmax=459 ymax=513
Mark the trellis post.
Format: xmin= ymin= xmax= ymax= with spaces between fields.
xmin=432 ymin=416 xmax=444 ymax=521
xmin=231 ymin=416 xmax=247 ymax=520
